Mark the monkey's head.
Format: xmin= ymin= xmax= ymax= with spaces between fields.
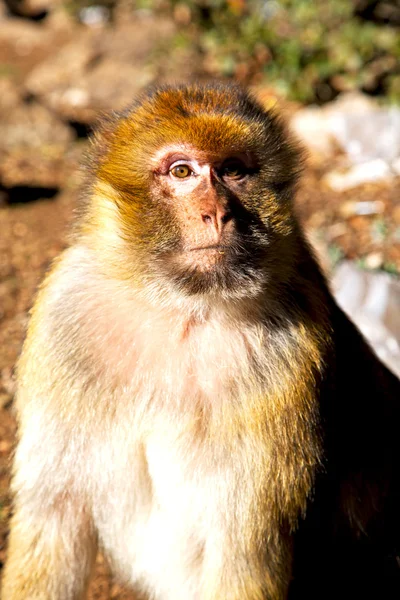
xmin=85 ymin=83 xmax=303 ymax=304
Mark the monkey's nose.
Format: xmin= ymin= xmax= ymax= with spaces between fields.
xmin=201 ymin=207 xmax=233 ymax=235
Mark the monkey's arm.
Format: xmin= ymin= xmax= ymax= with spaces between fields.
xmin=329 ymin=304 xmax=400 ymax=504
xmin=2 ymin=492 xmax=96 ymax=600
xmin=2 ymin=397 xmax=98 ymax=599
xmin=2 ymin=272 xmax=98 ymax=600
xmin=290 ymin=303 xmax=400 ymax=600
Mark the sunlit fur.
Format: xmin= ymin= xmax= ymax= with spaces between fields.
xmin=2 ymin=84 xmax=400 ymax=600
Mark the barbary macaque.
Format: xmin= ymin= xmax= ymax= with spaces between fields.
xmin=2 ymin=83 xmax=400 ymax=600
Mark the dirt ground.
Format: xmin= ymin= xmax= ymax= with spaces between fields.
xmin=0 ymin=2 xmax=399 ymax=598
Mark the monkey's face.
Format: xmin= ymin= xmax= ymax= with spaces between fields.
xmin=149 ymin=145 xmax=274 ymax=298
xmin=94 ymin=85 xmax=301 ymax=300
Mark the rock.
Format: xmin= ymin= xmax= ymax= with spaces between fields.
xmin=292 ymin=92 xmax=400 ymax=188
xmin=3 ymin=0 xmax=57 ymax=19
xmin=0 ymin=96 xmax=74 ymax=189
xmin=326 ymin=91 xmax=377 ymax=114
xmin=332 ymin=261 xmax=400 ymax=378
xmin=291 ymin=107 xmax=336 ymax=156
xmin=338 ymin=199 xmax=385 ymax=218
xmin=291 ymin=92 xmax=377 ymax=159
xmin=79 ymin=59 xmax=154 ymax=113
xmin=0 ymin=12 xmax=72 ymax=81
xmin=326 ymin=97 xmax=400 ymax=165
xmin=28 ymin=55 xmax=154 ymax=123
xmin=25 ymin=33 xmax=101 ymax=123
xmin=24 ymin=16 xmax=175 ymax=124
xmin=324 ymin=160 xmax=392 ymax=192
xmin=78 ymin=5 xmax=111 ymax=27
xmin=0 ymin=98 xmax=73 ymax=148
xmin=99 ymin=17 xmax=175 ymax=65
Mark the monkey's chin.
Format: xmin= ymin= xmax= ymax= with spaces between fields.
xmin=160 ymin=250 xmax=265 ymax=300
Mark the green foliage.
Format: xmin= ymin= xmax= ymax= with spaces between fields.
xmin=371 ymin=217 xmax=389 ymax=244
xmin=167 ymin=0 xmax=400 ymax=104
xmin=382 ymin=262 xmax=399 ymax=275
xmin=327 ymin=243 xmax=344 ymax=268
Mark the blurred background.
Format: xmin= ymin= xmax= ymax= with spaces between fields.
xmin=0 ymin=1 xmax=399 ymax=597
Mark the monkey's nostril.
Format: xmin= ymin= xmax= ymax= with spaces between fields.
xmin=201 ymin=212 xmax=232 ymax=226
xmin=221 ymin=212 xmax=233 ymax=224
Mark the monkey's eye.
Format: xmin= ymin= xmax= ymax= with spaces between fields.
xmin=220 ymin=159 xmax=247 ymax=180
xmin=170 ymin=164 xmax=192 ymax=179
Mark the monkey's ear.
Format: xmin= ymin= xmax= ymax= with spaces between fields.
xmin=267 ymin=116 xmax=306 ymax=193
xmin=245 ymin=90 xmax=306 ymax=191
xmin=85 ymin=111 xmax=123 ymax=175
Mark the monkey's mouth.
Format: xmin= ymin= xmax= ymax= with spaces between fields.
xmin=181 ymin=244 xmax=231 ymax=271
xmin=188 ymin=244 xmax=229 ymax=255
xmin=157 ymin=239 xmax=267 ymax=298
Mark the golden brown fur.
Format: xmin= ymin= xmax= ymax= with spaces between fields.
xmin=2 ymin=83 xmax=400 ymax=599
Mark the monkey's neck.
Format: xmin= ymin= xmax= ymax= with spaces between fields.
xmin=63 ymin=241 xmax=331 ymax=390
xmin=70 ymin=234 xmax=332 ymax=337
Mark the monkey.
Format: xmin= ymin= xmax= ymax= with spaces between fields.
xmin=1 ymin=83 xmax=400 ymax=600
